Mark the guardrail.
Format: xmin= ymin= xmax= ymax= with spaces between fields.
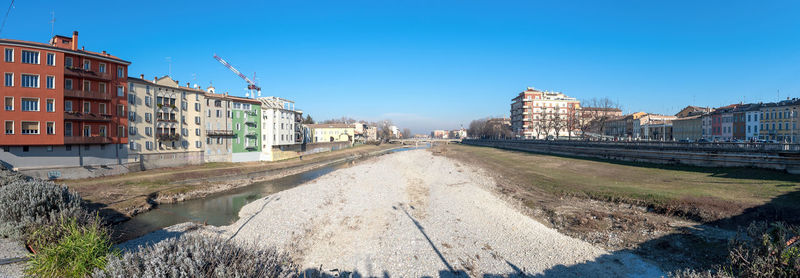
xmin=462 ymin=138 xmax=800 ymax=154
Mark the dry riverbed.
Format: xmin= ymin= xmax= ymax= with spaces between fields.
xmin=134 ymin=149 xmax=663 ymax=276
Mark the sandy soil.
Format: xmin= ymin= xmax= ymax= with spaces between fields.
xmin=196 ymin=149 xmax=664 ymax=277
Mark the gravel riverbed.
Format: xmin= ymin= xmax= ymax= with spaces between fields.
xmin=187 ymin=149 xmax=663 ymax=276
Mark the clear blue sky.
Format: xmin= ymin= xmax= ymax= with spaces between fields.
xmin=2 ymin=1 xmax=800 ymax=134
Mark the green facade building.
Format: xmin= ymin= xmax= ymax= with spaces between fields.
xmin=230 ymin=97 xmax=261 ymax=162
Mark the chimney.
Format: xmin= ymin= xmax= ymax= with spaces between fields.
xmin=102 ymin=50 xmax=106 ymax=55
xmin=71 ymin=31 xmax=78 ymax=51
xmin=186 ymin=82 xmax=190 ymax=87
xmin=140 ymin=74 xmax=144 ymax=79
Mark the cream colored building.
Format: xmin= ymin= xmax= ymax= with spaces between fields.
xmin=127 ymin=75 xmax=205 ymax=168
xmin=510 ymin=87 xmax=581 ymax=139
xmin=308 ymin=124 xmax=355 ymax=143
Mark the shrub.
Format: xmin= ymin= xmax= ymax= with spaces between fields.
xmin=25 ymin=215 xmax=116 ymax=278
xmin=93 ymin=235 xmax=297 ymax=278
xmin=0 ymin=168 xmax=28 ymax=187
xmin=726 ymin=221 xmax=800 ymax=278
xmin=0 ymin=179 xmax=85 ymax=239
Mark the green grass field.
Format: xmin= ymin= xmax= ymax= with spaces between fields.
xmin=443 ymin=144 xmax=800 ymax=222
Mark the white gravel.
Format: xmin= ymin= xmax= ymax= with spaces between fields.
xmin=200 ymin=149 xmax=664 ymax=277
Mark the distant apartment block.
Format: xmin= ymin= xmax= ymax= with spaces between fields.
xmin=258 ymin=96 xmax=303 ymax=161
xmin=510 ymin=87 xmax=580 ymax=139
xmin=308 ymin=124 xmax=355 ymax=143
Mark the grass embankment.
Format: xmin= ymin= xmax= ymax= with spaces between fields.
xmin=63 ymin=144 xmax=398 ymax=220
xmin=440 ymin=144 xmax=800 ymax=224
xmin=438 ymin=144 xmax=800 ymax=272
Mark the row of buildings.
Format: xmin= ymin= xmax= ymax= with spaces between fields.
xmin=430 ymin=128 xmax=467 ymax=139
xmin=0 ymin=31 xmax=379 ymax=178
xmin=508 ymin=86 xmax=799 ymax=142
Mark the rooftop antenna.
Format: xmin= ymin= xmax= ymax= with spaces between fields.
xmin=165 ymin=57 xmax=172 ymax=76
xmin=49 ymin=11 xmax=55 ymax=38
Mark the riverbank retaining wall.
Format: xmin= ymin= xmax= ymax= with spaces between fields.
xmin=271 ymin=141 xmax=352 ymax=161
xmin=462 ymin=139 xmax=800 ymax=174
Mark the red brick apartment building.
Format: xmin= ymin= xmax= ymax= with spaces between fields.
xmin=0 ymin=31 xmax=130 ymax=178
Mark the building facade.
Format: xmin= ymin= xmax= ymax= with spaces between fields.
xmin=746 ymin=104 xmax=761 ymax=141
xmin=510 ymin=87 xmax=580 ymax=139
xmin=258 ymin=96 xmax=302 ymax=161
xmin=1 ymin=31 xmax=130 ymax=177
xmin=127 ymin=75 xmax=205 ymax=168
xmin=672 ymin=115 xmax=702 ymax=141
xmin=203 ymin=87 xmax=234 ymax=162
xmin=308 ymin=124 xmax=355 ymax=143
xmin=230 ymin=98 xmax=261 ymax=162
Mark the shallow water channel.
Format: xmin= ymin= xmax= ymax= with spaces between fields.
xmin=115 ymin=145 xmax=427 ymax=241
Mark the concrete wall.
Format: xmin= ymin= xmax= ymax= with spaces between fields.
xmin=463 ymin=139 xmax=800 ymax=174
xmin=270 ymin=141 xmax=352 ymax=161
xmin=232 ymin=152 xmax=260 ymax=163
xmin=0 ymin=144 xmax=127 ymax=170
xmin=139 ymin=150 xmax=204 ymax=170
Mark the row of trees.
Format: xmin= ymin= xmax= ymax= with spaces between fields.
xmin=468 ymin=118 xmax=512 ymax=139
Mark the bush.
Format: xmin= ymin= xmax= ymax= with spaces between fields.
xmin=93 ymin=235 xmax=297 ymax=278
xmin=726 ymin=221 xmax=800 ymax=278
xmin=25 ymin=215 xmax=116 ymax=278
xmin=0 ymin=168 xmax=28 ymax=187
xmin=0 ymin=179 xmax=85 ymax=239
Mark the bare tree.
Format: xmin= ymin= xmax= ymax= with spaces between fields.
xmin=401 ymin=128 xmax=411 ymax=139
xmin=550 ymin=108 xmax=565 ymax=139
xmin=377 ymin=120 xmax=394 ymax=141
xmin=534 ymin=109 xmax=548 ymax=139
xmin=566 ymin=105 xmax=580 ymax=140
xmin=580 ymin=97 xmax=621 ymax=136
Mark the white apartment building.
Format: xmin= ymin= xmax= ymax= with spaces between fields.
xmin=745 ymin=104 xmax=761 ymax=140
xmin=258 ymin=96 xmax=302 ymax=161
xmin=510 ymin=87 xmax=580 ymax=139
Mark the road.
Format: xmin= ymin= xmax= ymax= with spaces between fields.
xmin=208 ymin=149 xmax=663 ymax=277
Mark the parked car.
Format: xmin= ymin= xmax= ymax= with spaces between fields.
xmin=697 ymin=138 xmax=711 ymax=143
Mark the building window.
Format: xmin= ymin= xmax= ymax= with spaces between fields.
xmin=20 ymin=74 xmax=39 ymax=88
xmin=117 ymin=67 xmax=123 ymax=78
xmin=65 ymin=79 xmax=72 ymax=90
xmin=46 ymin=99 xmax=55 ymax=112
xmin=45 ymin=76 xmax=55 ymax=89
xmin=21 ymin=98 xmax=39 ymax=111
xmin=4 ymin=97 xmax=12 ymax=111
xmin=65 ymin=56 xmax=72 ymax=67
xmin=20 ymin=121 xmax=39 ymax=134
xmin=4 ymin=73 xmax=12 ymax=87
xmin=145 ymin=95 xmax=151 ymax=106
xmin=118 ymin=125 xmax=125 ymax=138
xmin=46 ymin=122 xmax=55 ymax=135
xmin=145 ymin=127 xmax=152 ymax=136
xmin=128 ymin=111 xmax=136 ymax=121
xmin=117 ymin=105 xmax=124 ymax=116
xmin=128 ymin=93 xmax=135 ymax=104
xmin=129 ymin=126 xmax=136 ymax=136
xmin=64 ymin=101 xmax=72 ymax=112
xmin=4 ymin=48 xmax=12 ymax=62
xmin=4 ymin=121 xmax=13 ymax=134
xmin=195 ymin=103 xmax=200 ymax=111
xmin=98 ymin=63 xmax=106 ymax=73
xmin=195 ymin=116 xmax=200 ymax=124
xmin=83 ymin=80 xmax=90 ymax=91
xmin=21 ymin=50 xmax=39 ymax=64
xmin=98 ymin=83 xmax=106 ymax=93
xmin=83 ymin=101 xmax=91 ymax=113
xmin=145 ymin=113 xmax=151 ymax=123
xmin=99 ymin=126 xmax=106 ymax=137
xmin=195 ymin=128 xmax=200 ymax=136
xmin=117 ymin=86 xmax=124 ymax=97
xmin=46 ymin=53 xmax=55 ymax=66
xmin=83 ymin=59 xmax=90 ymax=70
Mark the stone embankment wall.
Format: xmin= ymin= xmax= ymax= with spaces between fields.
xmin=462 ymin=139 xmax=800 ymax=174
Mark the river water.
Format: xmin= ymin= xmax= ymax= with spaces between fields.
xmin=114 ymin=145 xmax=428 ymax=242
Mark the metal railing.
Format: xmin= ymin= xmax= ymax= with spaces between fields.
xmin=63 ymin=112 xmax=112 ymax=122
xmin=64 ymin=89 xmax=112 ymax=100
xmin=206 ymin=130 xmax=235 ymax=137
xmin=63 ymin=136 xmax=112 ymax=144
xmin=464 ymin=138 xmax=800 ymax=153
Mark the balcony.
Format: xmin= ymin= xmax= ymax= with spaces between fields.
xmin=64 ymin=66 xmax=111 ymax=81
xmin=246 ymin=131 xmax=258 ymax=137
xmin=64 ymin=112 xmax=112 ymax=122
xmin=157 ymin=117 xmax=178 ymax=123
xmin=64 ymin=89 xmax=112 ymax=100
xmin=156 ymin=133 xmax=181 ymax=141
xmin=64 ymin=136 xmax=112 ymax=145
xmin=206 ymin=130 xmax=235 ymax=137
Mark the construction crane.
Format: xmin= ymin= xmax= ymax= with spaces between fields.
xmin=213 ymin=53 xmax=261 ymax=98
